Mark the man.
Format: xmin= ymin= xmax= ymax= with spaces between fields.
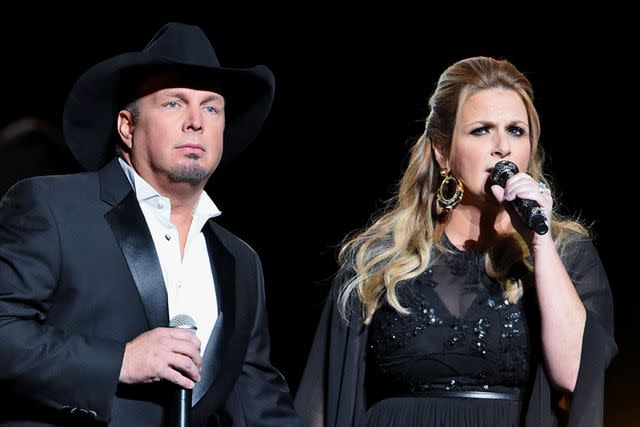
xmin=0 ymin=22 xmax=300 ymax=426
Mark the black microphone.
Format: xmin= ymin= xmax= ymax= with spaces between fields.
xmin=169 ymin=314 xmax=197 ymax=427
xmin=489 ymin=160 xmax=549 ymax=235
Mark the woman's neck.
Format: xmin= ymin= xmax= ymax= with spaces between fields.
xmin=443 ymin=203 xmax=512 ymax=251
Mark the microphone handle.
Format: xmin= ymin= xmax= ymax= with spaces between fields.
xmin=513 ymin=197 xmax=549 ymax=235
xmin=171 ymin=387 xmax=192 ymax=427
xmin=168 ymin=315 xmax=196 ymax=426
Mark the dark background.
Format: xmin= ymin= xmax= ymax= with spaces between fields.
xmin=2 ymin=3 xmax=637 ymax=425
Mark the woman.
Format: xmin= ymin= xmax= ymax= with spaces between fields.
xmin=294 ymin=56 xmax=616 ymax=426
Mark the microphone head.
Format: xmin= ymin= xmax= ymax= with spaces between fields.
xmin=489 ymin=160 xmax=519 ymax=188
xmin=169 ymin=314 xmax=197 ymax=332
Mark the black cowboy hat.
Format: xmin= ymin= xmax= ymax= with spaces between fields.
xmin=63 ymin=22 xmax=275 ymax=171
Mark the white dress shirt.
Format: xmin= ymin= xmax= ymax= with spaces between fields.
xmin=119 ymin=158 xmax=220 ymax=354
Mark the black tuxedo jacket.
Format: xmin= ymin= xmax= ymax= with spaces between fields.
xmin=0 ymin=158 xmax=301 ymax=426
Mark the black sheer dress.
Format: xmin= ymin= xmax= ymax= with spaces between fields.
xmin=363 ymin=238 xmax=530 ymax=426
xmin=294 ymin=234 xmax=616 ymax=427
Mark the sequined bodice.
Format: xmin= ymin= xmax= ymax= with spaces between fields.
xmin=365 ymin=243 xmax=530 ymax=404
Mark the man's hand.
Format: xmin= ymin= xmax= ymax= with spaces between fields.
xmin=119 ymin=327 xmax=202 ymax=389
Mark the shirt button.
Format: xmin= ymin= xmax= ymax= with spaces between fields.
xmin=165 ymin=234 xmax=171 ymax=241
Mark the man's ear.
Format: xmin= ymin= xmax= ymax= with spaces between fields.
xmin=117 ymin=110 xmax=135 ymax=150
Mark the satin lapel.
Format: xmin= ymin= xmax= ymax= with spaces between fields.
xmin=103 ymin=168 xmax=169 ymax=329
xmin=192 ymin=222 xmax=236 ymax=406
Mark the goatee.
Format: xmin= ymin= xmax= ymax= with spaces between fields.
xmin=169 ymin=155 xmax=209 ymax=183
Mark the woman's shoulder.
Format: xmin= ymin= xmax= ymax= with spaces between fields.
xmin=557 ymin=230 xmax=599 ymax=264
xmin=557 ymin=230 xmax=610 ymax=287
xmin=325 ymin=266 xmax=355 ymax=303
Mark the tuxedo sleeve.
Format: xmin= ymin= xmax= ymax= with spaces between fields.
xmin=0 ymin=179 xmax=124 ymax=423
xmin=222 ymin=250 xmax=301 ymax=426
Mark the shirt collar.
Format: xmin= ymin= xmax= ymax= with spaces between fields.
xmin=118 ymin=157 xmax=222 ymax=221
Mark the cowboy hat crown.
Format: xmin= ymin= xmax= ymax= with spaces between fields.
xmin=142 ymin=22 xmax=220 ymax=67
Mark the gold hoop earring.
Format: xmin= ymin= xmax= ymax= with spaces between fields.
xmin=436 ymin=169 xmax=464 ymax=211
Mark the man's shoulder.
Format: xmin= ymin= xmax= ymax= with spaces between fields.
xmin=0 ymin=171 xmax=101 ymax=223
xmin=3 ymin=171 xmax=98 ymax=201
xmin=10 ymin=171 xmax=96 ymax=192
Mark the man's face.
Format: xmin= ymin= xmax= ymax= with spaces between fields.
xmin=119 ymin=75 xmax=225 ymax=190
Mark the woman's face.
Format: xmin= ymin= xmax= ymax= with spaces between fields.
xmin=447 ymin=88 xmax=531 ymax=205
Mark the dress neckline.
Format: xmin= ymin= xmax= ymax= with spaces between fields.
xmin=441 ymin=233 xmax=485 ymax=255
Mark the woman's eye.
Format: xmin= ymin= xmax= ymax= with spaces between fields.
xmin=471 ymin=127 xmax=489 ymax=135
xmin=508 ymin=126 xmax=525 ymax=137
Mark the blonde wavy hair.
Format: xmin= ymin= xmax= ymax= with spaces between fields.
xmin=338 ymin=56 xmax=588 ymax=324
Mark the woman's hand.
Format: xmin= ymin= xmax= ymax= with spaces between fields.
xmin=490 ymin=172 xmax=553 ymax=248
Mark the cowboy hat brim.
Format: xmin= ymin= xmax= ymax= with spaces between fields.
xmin=63 ymin=50 xmax=275 ymax=171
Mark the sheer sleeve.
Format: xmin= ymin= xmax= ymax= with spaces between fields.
xmin=562 ymin=237 xmax=617 ymax=426
xmin=294 ymin=275 xmax=368 ymax=427
xmin=294 ymin=289 xmax=332 ymax=427
xmin=563 ymin=238 xmax=615 ymax=338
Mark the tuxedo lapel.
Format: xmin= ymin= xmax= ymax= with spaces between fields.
xmin=100 ymin=159 xmax=169 ymax=329
xmin=192 ymin=222 xmax=236 ymax=405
